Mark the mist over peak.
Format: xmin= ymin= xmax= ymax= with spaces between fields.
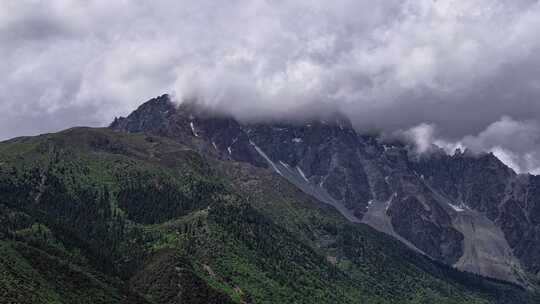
xmin=2 ymin=0 xmax=540 ymax=171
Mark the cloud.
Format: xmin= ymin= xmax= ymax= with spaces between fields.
xmin=1 ymin=0 xmax=540 ymax=171
xmin=402 ymin=117 xmax=540 ymax=173
xmin=460 ymin=117 xmax=540 ymax=173
xmin=400 ymin=123 xmax=438 ymax=154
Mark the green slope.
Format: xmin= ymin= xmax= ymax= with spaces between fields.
xmin=0 ymin=127 xmax=537 ymax=303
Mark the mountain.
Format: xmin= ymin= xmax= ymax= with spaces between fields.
xmin=111 ymin=94 xmax=540 ymax=287
xmin=0 ymin=95 xmax=538 ymax=303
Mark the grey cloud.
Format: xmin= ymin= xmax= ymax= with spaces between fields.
xmin=2 ymin=0 xmax=540 ymax=171
xmin=460 ymin=117 xmax=540 ymax=174
xmin=400 ymin=117 xmax=540 ymax=174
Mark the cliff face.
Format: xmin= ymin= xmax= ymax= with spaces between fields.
xmin=110 ymin=94 xmax=539 ymax=285
xmin=414 ymin=151 xmax=540 ymax=279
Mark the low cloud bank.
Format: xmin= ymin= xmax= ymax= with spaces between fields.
xmin=2 ymin=0 xmax=540 ymax=171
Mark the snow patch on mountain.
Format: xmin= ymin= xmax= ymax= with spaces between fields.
xmin=190 ymin=122 xmax=199 ymax=137
xmin=297 ymin=167 xmax=309 ymax=182
xmin=448 ymin=202 xmax=465 ymax=212
xmin=250 ymin=141 xmax=283 ymax=176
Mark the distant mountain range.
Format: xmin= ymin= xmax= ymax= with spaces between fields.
xmin=1 ymin=94 xmax=539 ymax=303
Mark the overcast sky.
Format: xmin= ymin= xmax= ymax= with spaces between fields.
xmin=2 ymin=0 xmax=540 ymax=173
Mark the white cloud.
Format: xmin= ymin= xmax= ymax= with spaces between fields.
xmin=402 ymin=123 xmax=437 ymax=154
xmin=2 ymin=0 xmax=540 ymax=172
xmin=460 ymin=117 xmax=540 ymax=173
xmin=404 ymin=117 xmax=540 ymax=173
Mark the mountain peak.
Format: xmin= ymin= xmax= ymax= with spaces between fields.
xmin=108 ymin=95 xmax=540 ymax=286
xmin=110 ymin=94 xmax=176 ymax=132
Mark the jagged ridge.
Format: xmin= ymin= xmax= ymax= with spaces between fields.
xmin=111 ymin=94 xmax=540 ymax=286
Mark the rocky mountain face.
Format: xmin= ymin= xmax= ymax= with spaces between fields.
xmin=414 ymin=150 xmax=540 ymax=281
xmin=111 ymin=94 xmax=539 ymax=286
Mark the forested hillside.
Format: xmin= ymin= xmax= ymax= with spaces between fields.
xmin=0 ymin=127 xmax=537 ymax=303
